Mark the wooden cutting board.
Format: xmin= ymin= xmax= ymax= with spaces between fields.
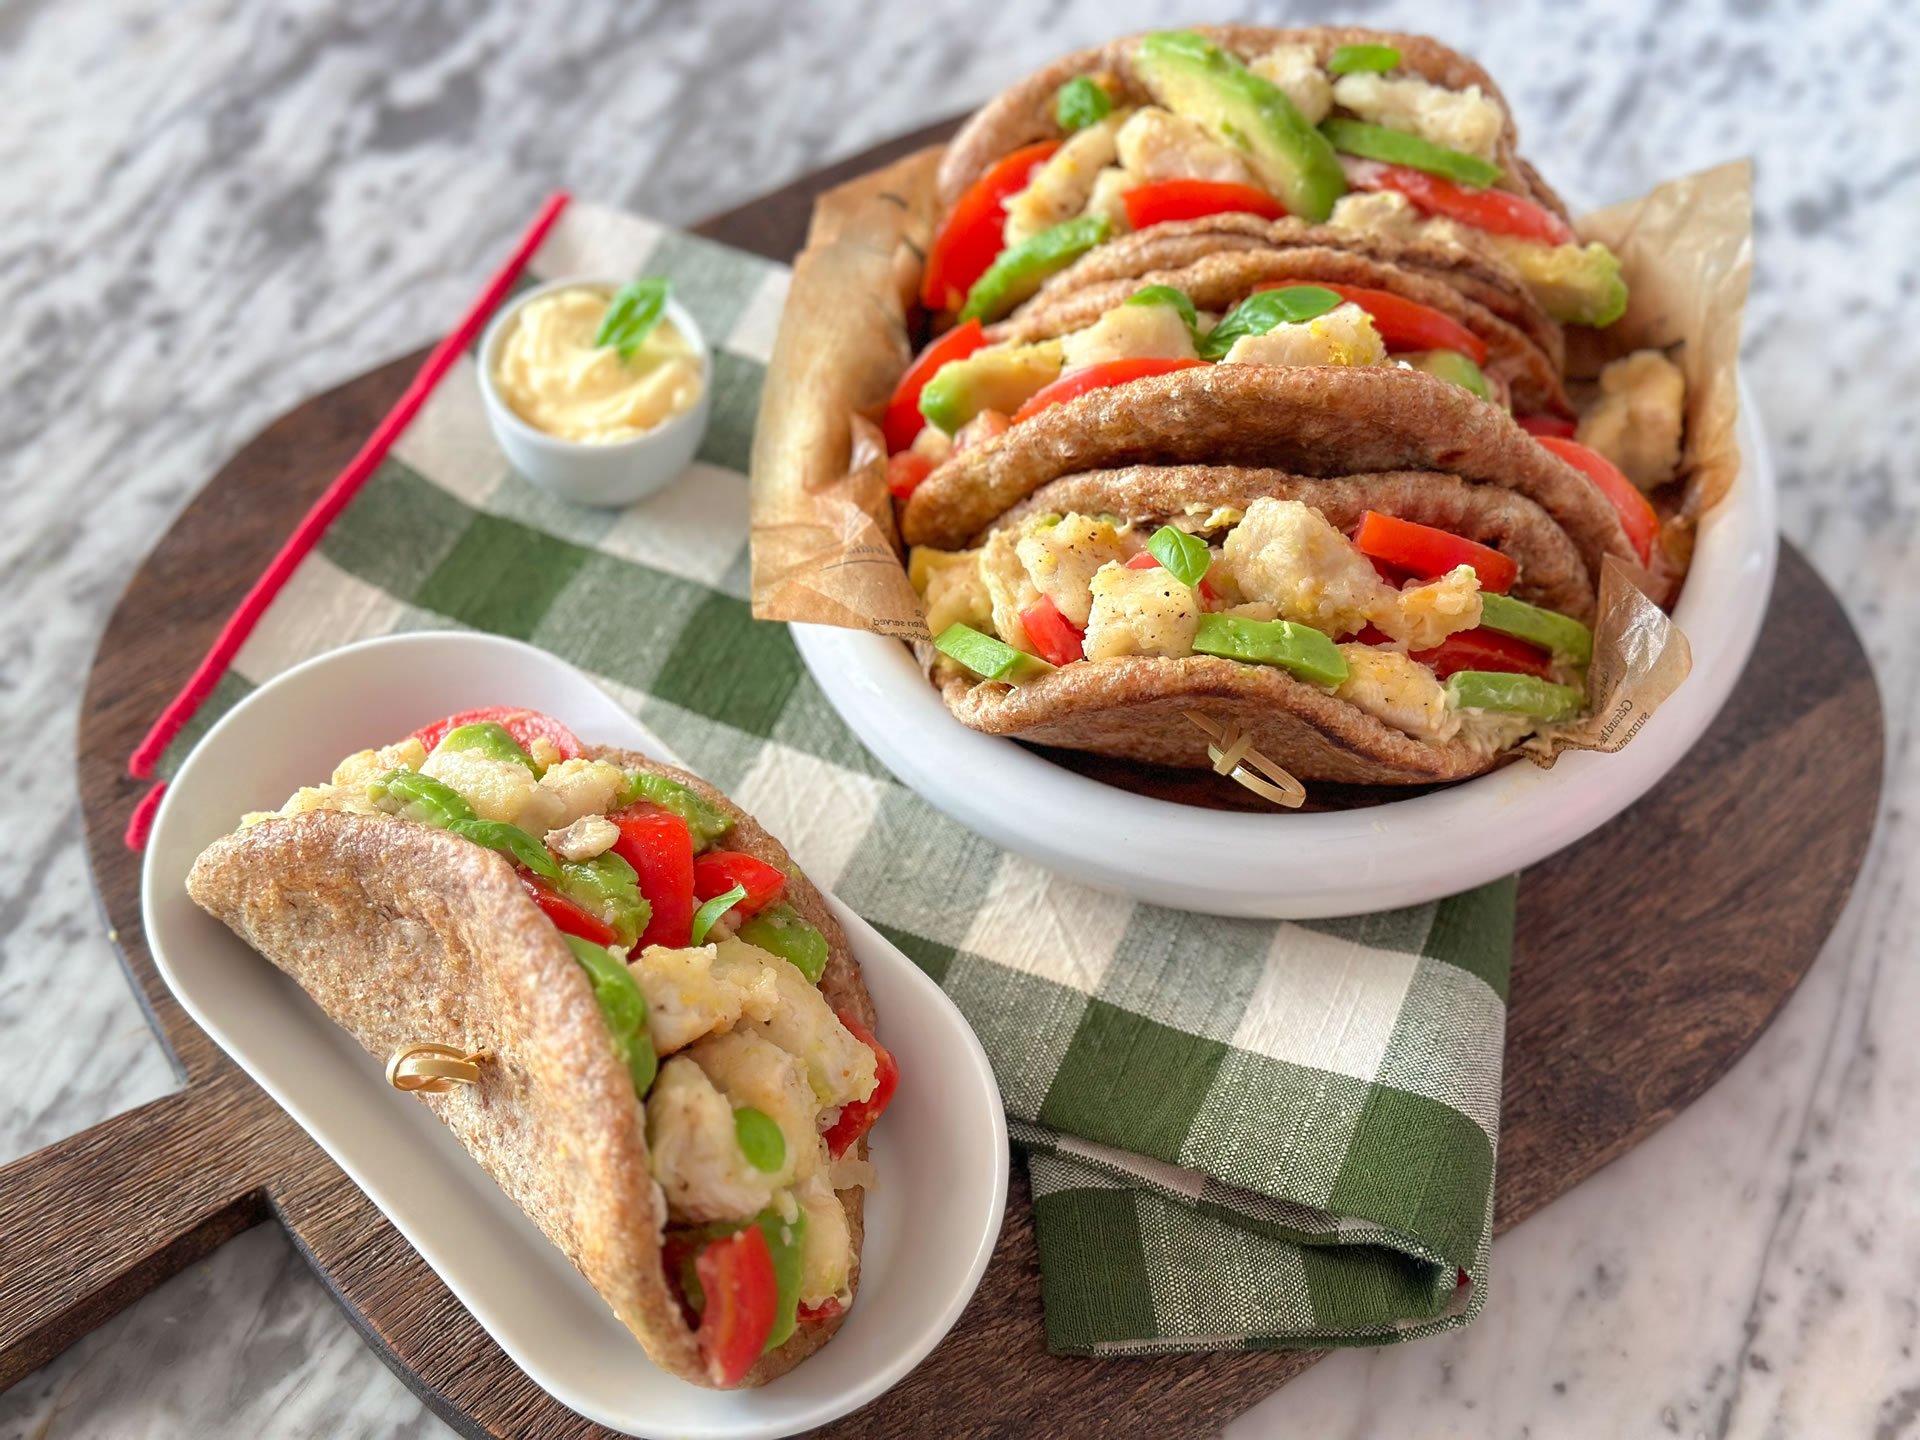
xmin=7 ymin=117 xmax=1883 ymax=1437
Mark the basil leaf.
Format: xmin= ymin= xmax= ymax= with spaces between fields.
xmin=1327 ymin=43 xmax=1400 ymax=75
xmin=690 ymin=884 xmax=748 ymax=946
xmin=1198 ymin=286 xmax=1342 ymax=360
xmin=1144 ymin=525 xmax=1212 ymax=588
xmin=1054 ymin=75 xmax=1113 ymax=132
xmin=1124 ymin=284 xmax=1200 ymax=336
xmin=593 ymin=276 xmax=671 ymax=363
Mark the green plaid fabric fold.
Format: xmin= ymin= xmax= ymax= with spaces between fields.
xmin=155 ymin=201 xmax=1514 ymax=1355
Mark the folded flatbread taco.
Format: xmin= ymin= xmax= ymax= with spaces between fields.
xmin=187 ymin=707 xmax=896 ymax=1389
xmin=920 ymin=26 xmax=1628 ymax=337
xmin=896 ymin=358 xmax=1661 ymax=600
xmin=909 ymin=470 xmax=1604 ymax=785
xmin=1015 ymin=216 xmax=1566 ymax=398
xmin=998 ymin=243 xmax=1569 ymax=418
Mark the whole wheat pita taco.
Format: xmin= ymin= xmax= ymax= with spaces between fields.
xmin=997 ymin=242 xmax=1570 ymax=417
xmin=919 ymin=27 xmax=1629 ymax=338
xmin=1019 ymin=212 xmax=1565 ymax=386
xmin=908 ymin=470 xmax=1604 ymax=786
xmin=897 ymin=361 xmax=1665 ymax=602
xmin=187 ymin=708 xmax=895 ymax=1390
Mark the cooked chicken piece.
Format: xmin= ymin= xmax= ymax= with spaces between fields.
xmin=1331 ymin=74 xmax=1505 ymax=161
xmin=1336 ymin=646 xmax=1462 ymax=743
xmin=1115 ymin=106 xmax=1256 ymax=186
xmin=795 ymin=1169 xmax=854 ymax=1305
xmin=1224 ymin=498 xmax=1392 ymax=637
xmin=545 ymin=814 xmax=620 ymax=862
xmin=979 ymin=525 xmax=1043 ymax=655
xmin=1060 ymin=299 xmax=1198 ymax=369
xmin=536 ymin=758 xmax=629 ymax=829
xmin=1377 ymin=564 xmax=1483 ymax=651
xmin=733 ymin=938 xmax=878 ymax=1110
xmin=1085 ymin=165 xmax=1140 ymax=231
xmin=690 ymin=1028 xmax=820 ymax=1187
xmin=1016 ymin=513 xmax=1132 ymax=628
xmin=1220 ymin=303 xmax=1387 ymax=369
xmin=420 ymin=745 xmax=560 ymax=829
xmin=646 ymin=1055 xmax=775 ymax=1223
xmin=253 ymin=782 xmax=387 ymax=826
xmin=908 ymin=424 xmax=953 ymax=465
xmin=1250 ymin=44 xmax=1332 ymax=124
xmin=910 ymin=545 xmax=994 ymax=636
xmin=1003 ymin=114 xmax=1126 ymax=247
xmin=1083 ymin=561 xmax=1201 ymax=661
xmin=331 ymin=736 xmax=428 ymax=787
xmin=1576 ymin=349 xmax=1687 ymax=491
xmin=629 ymin=941 xmax=780 ymax=1056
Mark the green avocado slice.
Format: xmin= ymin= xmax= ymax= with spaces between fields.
xmin=1192 ymin=614 xmax=1350 ymax=686
xmin=1446 ymin=670 xmax=1584 ymax=721
xmin=934 ymin=623 xmax=1057 ymax=685
xmin=1477 ymin=593 xmax=1594 ymax=665
xmin=1479 ymin=234 xmax=1629 ymax=328
xmin=1132 ymin=31 xmax=1347 ymax=223
xmin=1401 ymin=348 xmax=1492 ymax=400
xmin=1320 ymin=117 xmax=1503 ymax=189
xmin=958 ymin=215 xmax=1110 ymax=323
xmin=917 ymin=342 xmax=1063 ymax=434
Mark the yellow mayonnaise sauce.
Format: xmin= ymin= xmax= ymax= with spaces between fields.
xmin=495 ymin=286 xmax=703 ymax=444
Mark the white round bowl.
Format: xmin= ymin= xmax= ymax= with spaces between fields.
xmin=479 ymin=277 xmax=713 ymax=508
xmin=793 ymin=380 xmax=1777 ymax=920
xmin=141 ymin=631 xmax=1008 ymax=1438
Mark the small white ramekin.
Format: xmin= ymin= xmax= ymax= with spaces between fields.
xmin=477 ymin=276 xmax=712 ymax=508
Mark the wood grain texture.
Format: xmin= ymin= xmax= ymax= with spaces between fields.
xmin=11 ymin=121 xmax=1882 ymax=1438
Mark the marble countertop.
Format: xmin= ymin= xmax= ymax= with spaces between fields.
xmin=1 ymin=1 xmax=1912 ymax=1435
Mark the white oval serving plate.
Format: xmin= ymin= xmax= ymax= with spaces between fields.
xmin=141 ymin=630 xmax=1008 ymax=1440
xmin=793 ymin=382 xmax=1776 ymax=919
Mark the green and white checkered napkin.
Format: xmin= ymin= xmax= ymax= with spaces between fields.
xmin=154 ymin=201 xmax=1512 ymax=1354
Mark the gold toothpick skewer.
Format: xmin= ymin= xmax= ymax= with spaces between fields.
xmin=1183 ymin=711 xmax=1307 ymax=809
xmin=385 ymin=1042 xmax=489 ymax=1093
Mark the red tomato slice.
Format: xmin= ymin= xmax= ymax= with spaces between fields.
xmin=1018 ymin=594 xmax=1084 ymax=666
xmin=1535 ymin=435 xmax=1658 ymax=564
xmin=1412 ymin=628 xmax=1555 ymax=680
xmin=692 ymin=851 xmax=788 ymax=920
xmin=693 ymin=1226 xmax=779 ymax=1388
xmin=609 ymin=804 xmax=696 ymax=950
xmin=1351 ymin=623 xmax=1396 ymax=646
xmin=1351 ymin=510 xmax=1517 ymax=592
xmin=1254 ymin=280 xmax=1488 ymax=366
xmin=1013 ymin=357 xmax=1210 ymax=423
xmin=519 ymin=873 xmax=617 ymax=946
xmin=1342 ymin=158 xmax=1577 ymax=246
xmin=886 ymin=451 xmax=935 ymax=500
xmin=882 ymin=318 xmax=987 ymax=453
xmin=920 ymin=141 xmax=1061 ymax=313
xmin=1516 ymin=414 xmax=1577 ymax=439
xmin=411 ymin=707 xmax=583 ymax=761
xmin=1122 ymin=178 xmax=1286 ymax=229
xmin=798 ymin=1297 xmax=845 ymax=1322
xmin=823 ymin=1011 xmax=899 ymax=1159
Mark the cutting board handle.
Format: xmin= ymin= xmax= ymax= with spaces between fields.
xmin=0 ymin=1076 xmax=271 ymax=1388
